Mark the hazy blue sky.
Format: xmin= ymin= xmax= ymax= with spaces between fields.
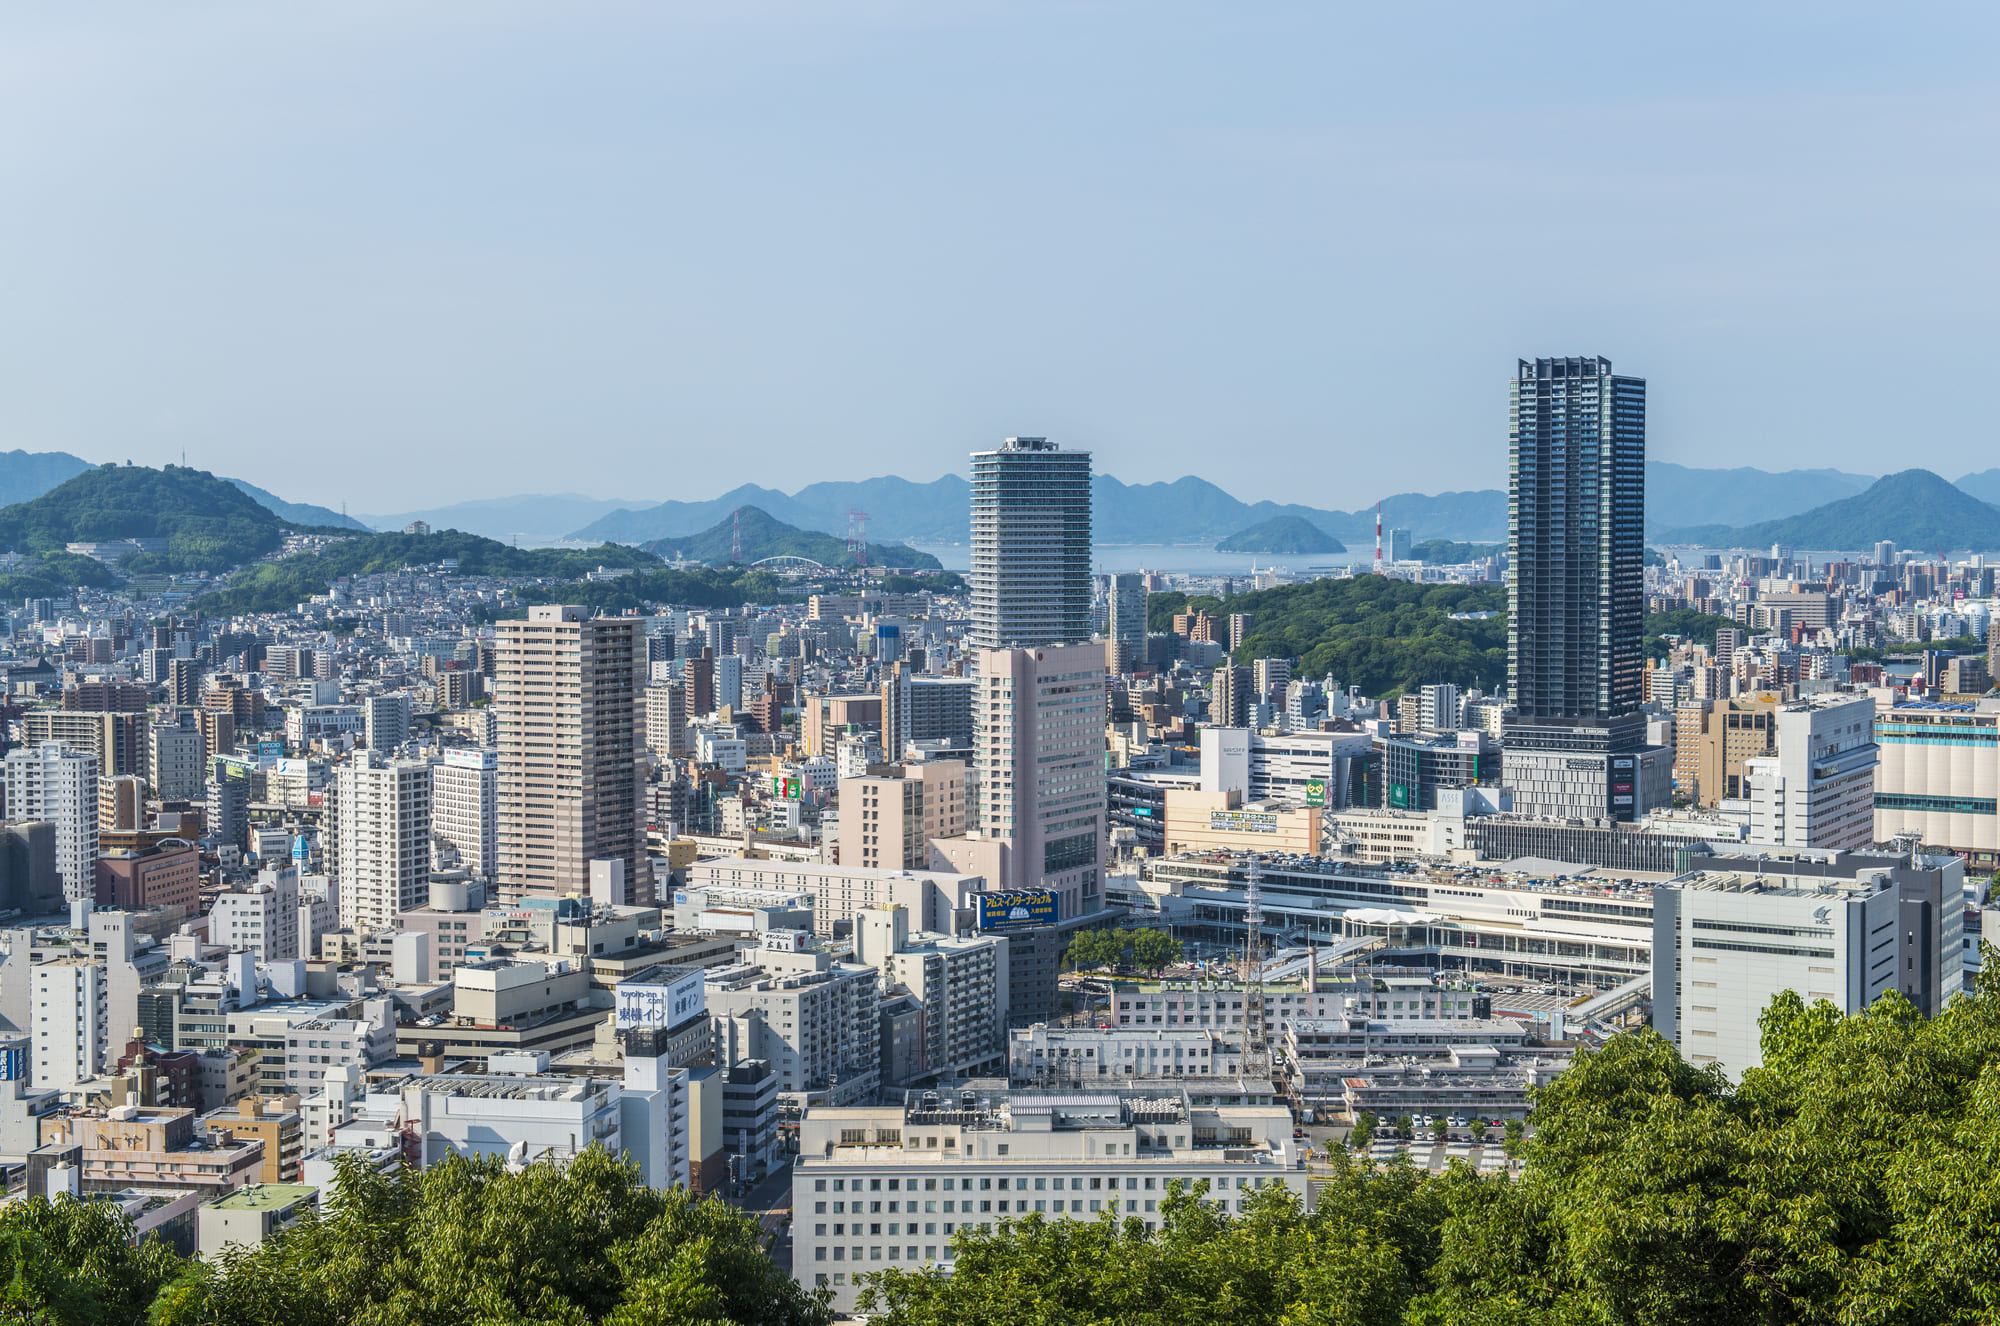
xmin=3 ymin=2 xmax=1995 ymax=511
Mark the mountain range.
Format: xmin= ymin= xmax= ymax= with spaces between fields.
xmin=643 ymin=506 xmax=940 ymax=569
xmin=1658 ymin=470 xmax=2000 ymax=552
xmin=3 ymin=448 xmax=1997 ymax=556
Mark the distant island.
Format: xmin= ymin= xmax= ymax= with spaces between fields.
xmin=1214 ymin=515 xmax=1345 ymax=555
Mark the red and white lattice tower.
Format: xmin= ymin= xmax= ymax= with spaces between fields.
xmin=846 ymin=509 xmax=869 ymax=568
xmin=1373 ymin=501 xmax=1383 ymax=574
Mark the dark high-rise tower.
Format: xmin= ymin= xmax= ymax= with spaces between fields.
xmin=1503 ymin=357 xmax=1657 ymax=822
xmin=1507 ymin=355 xmax=1646 ymax=728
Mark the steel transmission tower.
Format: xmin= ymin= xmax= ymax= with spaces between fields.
xmin=1241 ymin=853 xmax=1271 ymax=1082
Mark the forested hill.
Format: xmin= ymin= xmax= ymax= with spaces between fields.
xmin=0 ymin=463 xmax=307 ymax=573
xmin=1151 ymin=578 xmax=1509 ymax=696
xmin=198 ymin=529 xmax=658 ymax=614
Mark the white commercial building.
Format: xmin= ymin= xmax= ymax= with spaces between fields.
xmin=382 ymin=1072 xmax=623 ymax=1168
xmin=1652 ymin=850 xmax=1960 ymax=1079
xmin=209 ymin=868 xmax=303 ymax=962
xmin=432 ymin=747 xmax=499 ymax=880
xmin=854 ymin=906 xmax=1008 ymax=1080
xmin=706 ymin=934 xmax=881 ymax=1104
xmin=686 ymin=858 xmax=986 ymax=937
xmin=1200 ymin=727 xmax=1372 ymax=810
xmin=332 ymin=752 xmax=434 ymax=935
xmin=30 ymin=960 xmax=107 ymax=1089
xmin=6 ymin=741 xmax=99 ymax=909
xmin=1873 ymin=699 xmax=2000 ymax=873
xmin=793 ymin=1085 xmax=1305 ymax=1316
xmin=1740 ymin=694 xmax=1877 ymax=850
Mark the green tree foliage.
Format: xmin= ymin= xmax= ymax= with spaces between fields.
xmin=1408 ymin=539 xmax=1504 ymax=566
xmin=1065 ymin=927 xmax=1125 ymax=971
xmin=1149 ymin=580 xmax=1509 ymax=695
xmin=155 ymin=1148 xmax=828 ymax=1326
xmin=26 ymin=550 xmax=122 ymax=589
xmin=0 ymin=1193 xmax=184 ymax=1324
xmin=1351 ymin=1112 xmax=1377 ymax=1148
xmin=863 ymin=966 xmax=2000 ymax=1324
xmin=1645 ymin=608 xmax=1742 ymax=660
xmin=1129 ymin=929 xmax=1184 ymax=974
xmin=861 ymin=1184 xmax=1411 ymax=1326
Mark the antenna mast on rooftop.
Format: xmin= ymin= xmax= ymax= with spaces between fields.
xmin=1242 ymin=853 xmax=1271 ymax=1082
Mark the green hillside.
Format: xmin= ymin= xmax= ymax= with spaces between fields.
xmin=0 ymin=463 xmax=308 ymax=573
xmin=198 ymin=529 xmax=658 ymax=614
xmin=1660 ymin=469 xmax=2000 ymax=551
xmin=642 ymin=505 xmax=941 ymax=569
xmin=1214 ymin=516 xmax=1346 ymax=554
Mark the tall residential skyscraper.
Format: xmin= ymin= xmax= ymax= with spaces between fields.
xmin=1106 ymin=572 xmax=1147 ymax=674
xmin=969 ymin=437 xmax=1093 ymax=650
xmin=431 ymin=746 xmax=499 ymax=880
xmin=332 ymin=751 xmax=433 ymax=934
xmin=5 ymin=742 xmax=99 ymax=912
xmin=932 ymin=438 xmax=1106 ymax=919
xmin=1503 ymin=356 xmax=1662 ymax=821
xmin=1507 ymin=355 xmax=1645 ymax=726
xmin=494 ymin=605 xmax=650 ymax=905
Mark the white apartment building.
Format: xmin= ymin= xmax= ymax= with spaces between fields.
xmin=694 ymin=726 xmax=748 ymax=773
xmin=148 ymin=722 xmax=204 ymax=801
xmin=281 ymin=999 xmax=396 ymax=1093
xmin=286 ymin=705 xmax=363 ymax=749
xmin=432 ymin=747 xmax=498 ymax=880
xmin=706 ymin=936 xmax=881 ymax=1103
xmin=209 ymin=868 xmax=302 ymax=962
xmin=854 ymin=906 xmax=1008 ymax=1080
xmin=6 ymin=741 xmax=99 ymax=907
xmin=1740 ymin=694 xmax=1877 ymax=850
xmin=363 ymin=693 xmax=412 ymax=753
xmin=31 ymin=960 xmax=107 ymax=1089
xmin=332 ymin=751 xmax=434 ymax=935
xmin=793 ymin=1086 xmax=1304 ymax=1316
xmin=1652 ymin=850 xmax=1960 ymax=1079
xmin=687 ymin=858 xmax=986 ymax=937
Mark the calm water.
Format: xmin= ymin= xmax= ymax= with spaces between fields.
xmin=903 ymin=542 xmax=1370 ymax=577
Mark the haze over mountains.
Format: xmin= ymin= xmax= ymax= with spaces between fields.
xmin=3 ymin=449 xmax=1997 ymax=552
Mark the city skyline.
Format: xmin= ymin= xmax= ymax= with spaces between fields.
xmin=4 ymin=4 xmax=1996 ymax=509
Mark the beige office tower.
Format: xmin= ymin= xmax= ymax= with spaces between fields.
xmin=932 ymin=642 xmax=1107 ymax=920
xmin=494 ymin=605 xmax=650 ymax=905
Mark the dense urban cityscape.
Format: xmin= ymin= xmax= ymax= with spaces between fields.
xmin=0 ymin=349 xmax=1995 ymax=1319
xmin=6 ymin=3 xmax=1998 ymax=1320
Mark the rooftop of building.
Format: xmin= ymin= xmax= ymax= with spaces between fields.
xmin=397 ymin=1073 xmax=615 ymax=1102
xmin=205 ymin=1182 xmax=317 ymax=1211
